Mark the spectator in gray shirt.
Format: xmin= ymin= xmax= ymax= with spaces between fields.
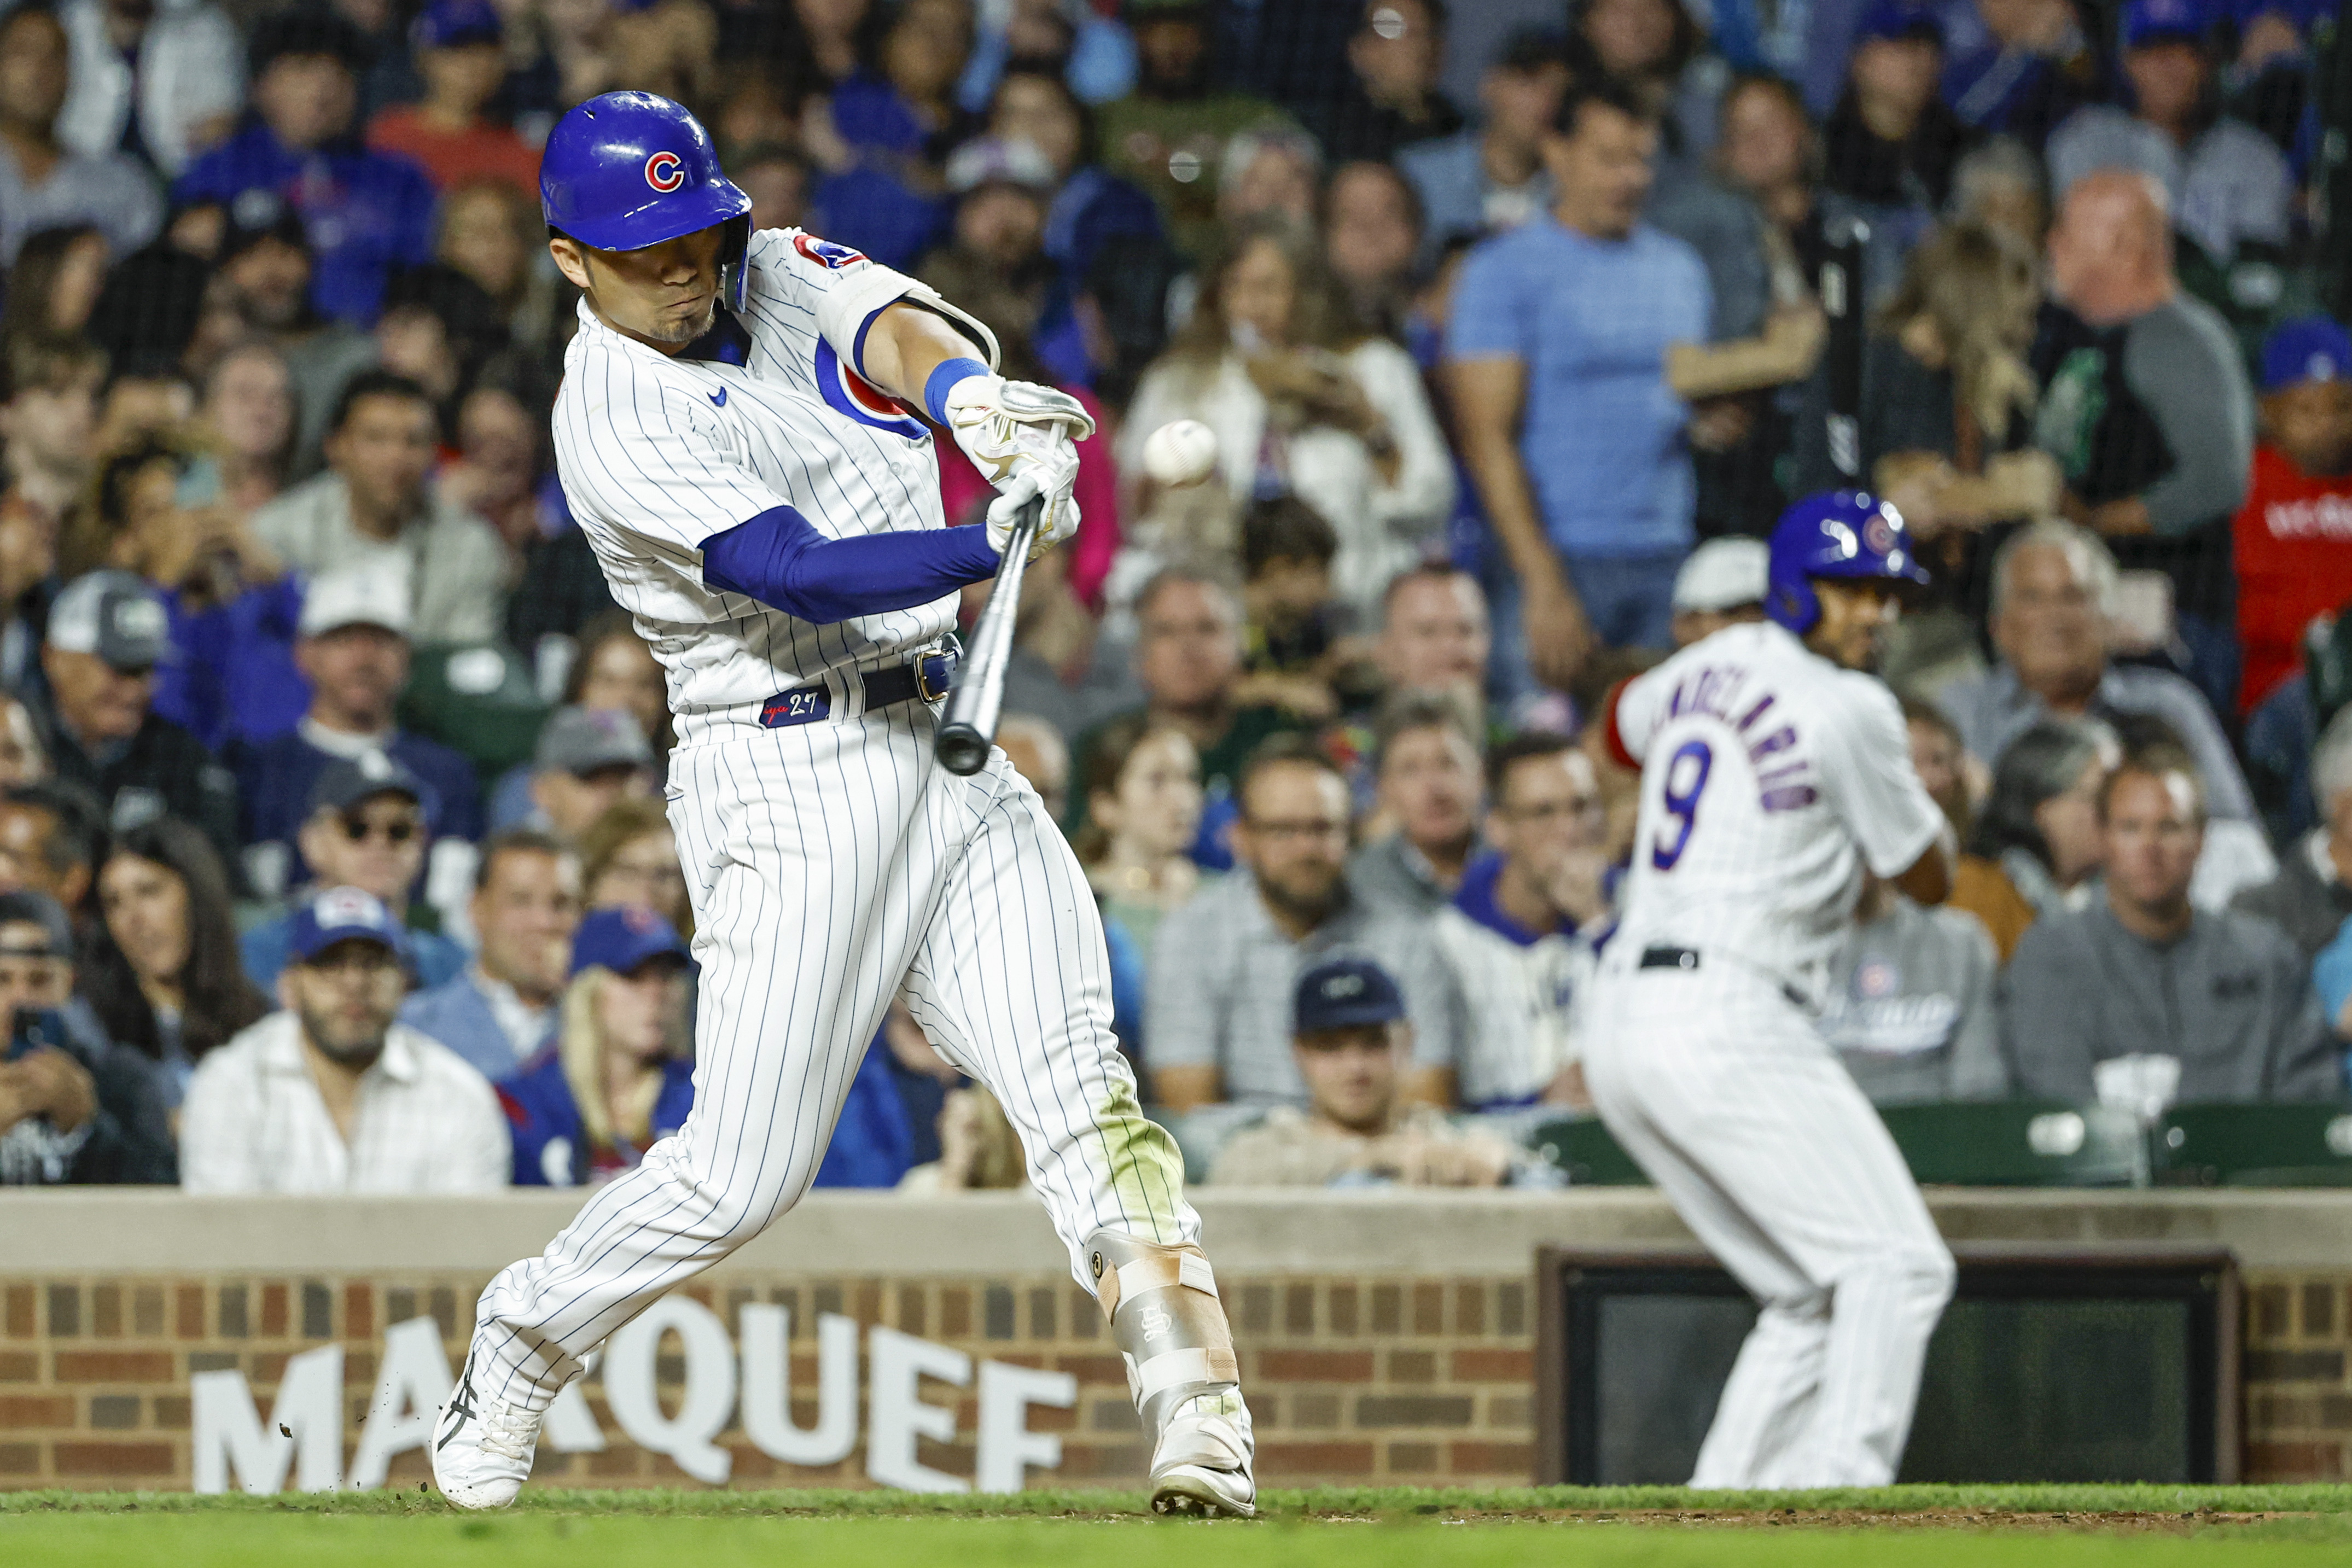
xmin=2232 ymin=708 xmax=2352 ymax=960
xmin=249 ymin=371 xmax=506 ymax=645
xmin=0 ymin=7 xmax=160 ymax=263
xmin=1823 ymin=872 xmax=2009 ymax=1104
xmin=2001 ymin=749 xmax=2339 ymax=1104
xmin=2044 ymin=0 xmax=2289 ymax=266
xmin=1148 ymin=737 xmax=1462 ymax=1114
xmin=1936 ymin=520 xmax=2273 ymax=906
xmin=1350 ymin=691 xmax=1484 ymax=919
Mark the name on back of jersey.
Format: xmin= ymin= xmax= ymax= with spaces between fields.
xmin=1660 ymin=661 xmax=1818 ymax=812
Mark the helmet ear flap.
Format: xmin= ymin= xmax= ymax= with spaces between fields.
xmin=1766 ymin=577 xmax=1818 ymax=634
xmin=719 ymin=214 xmax=752 ymax=311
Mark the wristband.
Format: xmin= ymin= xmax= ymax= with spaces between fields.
xmin=923 ymin=358 xmax=991 ymax=425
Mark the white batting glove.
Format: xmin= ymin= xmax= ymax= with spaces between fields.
xmin=942 ymin=375 xmax=1093 ymax=561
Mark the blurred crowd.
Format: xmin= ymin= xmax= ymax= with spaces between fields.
xmin=2 ymin=0 xmax=2351 ymax=1197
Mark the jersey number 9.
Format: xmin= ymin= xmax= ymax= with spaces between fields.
xmin=1649 ymin=740 xmax=1714 ymax=871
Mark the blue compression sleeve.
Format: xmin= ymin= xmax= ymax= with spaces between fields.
xmin=923 ymin=357 xmax=990 ymax=424
xmin=699 ymin=504 xmax=1001 ymax=625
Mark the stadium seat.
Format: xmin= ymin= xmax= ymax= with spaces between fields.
xmin=1876 ymin=1102 xmax=2149 ymax=1187
xmin=1529 ymin=1117 xmax=1651 ymax=1186
xmin=398 ymin=643 xmax=554 ymax=777
xmin=2152 ymin=1103 xmax=2352 ymax=1187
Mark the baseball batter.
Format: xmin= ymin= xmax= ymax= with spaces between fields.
xmin=1587 ymin=491 xmax=1958 ymax=1490
xmin=430 ymin=92 xmax=1255 ymax=1515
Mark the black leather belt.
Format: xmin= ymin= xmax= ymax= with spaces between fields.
xmin=758 ymin=647 xmax=958 ymax=728
xmin=864 ymin=647 xmax=958 ymax=708
xmin=1638 ymin=945 xmax=1808 ymax=1009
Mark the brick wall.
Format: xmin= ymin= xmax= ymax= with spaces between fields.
xmin=0 ymin=1271 xmax=1533 ymax=1491
xmin=2245 ymin=1274 xmax=2352 ymax=1482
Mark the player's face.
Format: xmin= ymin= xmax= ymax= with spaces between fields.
xmin=1804 ymin=579 xmax=1901 ymax=671
xmin=555 ymin=225 xmax=725 ymax=352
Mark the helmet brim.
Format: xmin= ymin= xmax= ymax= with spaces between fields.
xmin=549 ymin=176 xmax=752 ymax=257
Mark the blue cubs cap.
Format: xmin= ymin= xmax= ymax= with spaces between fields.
xmin=288 ymin=886 xmax=410 ymax=966
xmin=2122 ymin=0 xmax=2208 ymax=48
xmin=1855 ymin=0 xmax=1942 ymax=44
xmin=414 ymin=0 xmax=503 ymax=50
xmin=570 ymin=905 xmax=690 ymax=978
xmin=1293 ymin=955 xmax=1407 ymax=1035
xmin=2261 ymin=316 xmax=2352 ymax=392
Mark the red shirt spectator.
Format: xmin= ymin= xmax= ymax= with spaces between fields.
xmin=2234 ymin=317 xmax=2352 ymax=715
xmin=364 ymin=0 xmax=538 ymax=197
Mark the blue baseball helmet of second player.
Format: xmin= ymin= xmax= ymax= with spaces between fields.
xmin=540 ymin=91 xmax=753 ymax=306
xmin=1764 ymin=490 xmax=1930 ymax=634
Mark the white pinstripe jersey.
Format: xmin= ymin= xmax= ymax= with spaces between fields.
xmin=550 ymin=229 xmax=963 ymax=735
xmin=1607 ymin=621 xmax=1943 ymax=998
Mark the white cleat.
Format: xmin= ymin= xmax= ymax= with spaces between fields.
xmin=1148 ymin=1390 xmax=1257 ymax=1519
xmin=430 ymin=1354 xmax=542 ymax=1509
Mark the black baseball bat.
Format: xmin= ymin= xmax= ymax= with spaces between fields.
xmin=1820 ymin=217 xmax=1869 ymax=483
xmin=934 ymin=494 xmax=1042 ymax=776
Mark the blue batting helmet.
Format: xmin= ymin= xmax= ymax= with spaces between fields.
xmin=1763 ymin=490 xmax=1930 ymax=634
xmin=540 ymin=91 xmax=753 ymax=308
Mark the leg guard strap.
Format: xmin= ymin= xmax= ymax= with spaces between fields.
xmin=1086 ymin=1229 xmax=1238 ymax=1435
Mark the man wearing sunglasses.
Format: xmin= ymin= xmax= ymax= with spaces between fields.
xmin=238 ymin=754 xmax=466 ymax=992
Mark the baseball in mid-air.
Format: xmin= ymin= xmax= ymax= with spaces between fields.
xmin=1142 ymin=419 xmax=1218 ymax=488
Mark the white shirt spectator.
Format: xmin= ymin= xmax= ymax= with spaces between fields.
xmin=1431 ymin=903 xmax=1596 ymax=1109
xmin=1117 ymin=339 xmax=1456 ymax=624
xmin=179 ymin=1011 xmax=509 ymax=1193
xmin=55 ymin=0 xmax=243 ymax=179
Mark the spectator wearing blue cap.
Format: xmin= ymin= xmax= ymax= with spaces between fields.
xmin=2229 ymin=317 xmax=2352 ymax=722
xmin=180 ymin=886 xmax=510 ymax=1193
xmin=240 ymin=753 xmax=468 ymax=994
xmin=171 ymin=7 xmax=438 ymax=326
xmin=2045 ymin=0 xmax=2290 ymax=267
xmin=366 ymin=0 xmax=538 ymax=196
xmin=1206 ymin=954 xmax=1516 ymax=1186
xmin=1823 ymin=0 xmax=1972 ymax=223
xmin=1938 ymin=0 xmax=2100 ymax=151
xmin=495 ymin=905 xmax=693 ymax=1187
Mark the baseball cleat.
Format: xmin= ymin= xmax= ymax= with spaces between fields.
xmin=430 ymin=1354 xmax=541 ymax=1509
xmin=1148 ymin=1389 xmax=1256 ymax=1518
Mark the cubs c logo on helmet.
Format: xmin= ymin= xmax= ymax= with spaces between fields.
xmin=793 ymin=233 xmax=867 ymax=270
xmin=644 ymin=151 xmax=685 ymax=192
xmin=1862 ymin=512 xmax=1899 ymax=556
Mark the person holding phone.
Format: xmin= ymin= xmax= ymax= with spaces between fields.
xmin=0 ymin=889 xmax=174 ymax=1185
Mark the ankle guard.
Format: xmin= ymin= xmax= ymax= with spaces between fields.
xmin=1085 ymin=1229 xmax=1239 ymax=1435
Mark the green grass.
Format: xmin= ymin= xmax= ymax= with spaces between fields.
xmin=10 ymin=1487 xmax=2352 ymax=1567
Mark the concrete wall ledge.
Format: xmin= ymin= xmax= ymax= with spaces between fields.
xmin=7 ymin=1186 xmax=2352 ymax=1276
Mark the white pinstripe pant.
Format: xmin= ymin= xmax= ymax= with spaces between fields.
xmin=471 ymin=698 xmax=1196 ymax=1410
xmin=1582 ymin=963 xmax=1955 ymax=1489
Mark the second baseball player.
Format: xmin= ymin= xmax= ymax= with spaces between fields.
xmin=1588 ymin=491 xmax=1960 ymax=1489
